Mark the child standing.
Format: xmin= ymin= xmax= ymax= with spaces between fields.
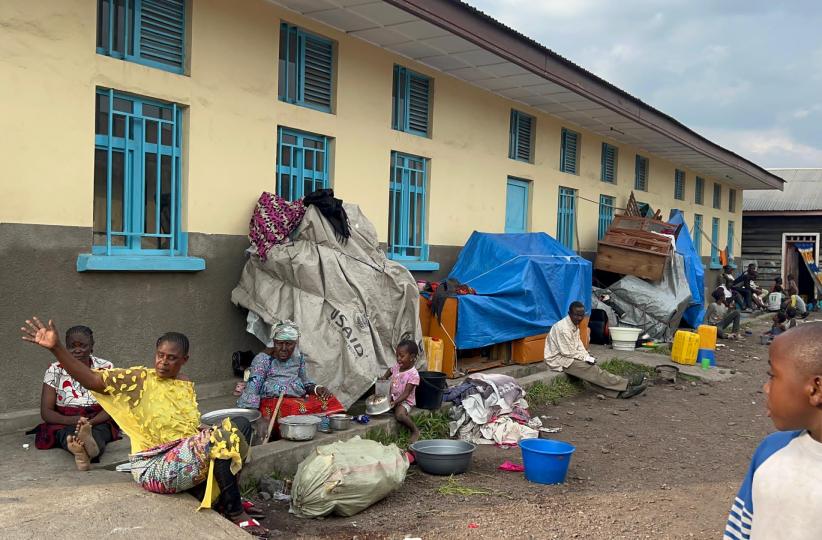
xmin=723 ymin=324 xmax=822 ymax=539
xmin=381 ymin=339 xmax=421 ymax=444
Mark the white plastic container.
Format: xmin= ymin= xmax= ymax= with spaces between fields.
xmin=610 ymin=327 xmax=642 ymax=351
xmin=768 ymin=292 xmax=782 ymax=311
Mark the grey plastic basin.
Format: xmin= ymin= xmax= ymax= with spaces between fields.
xmin=410 ymin=439 xmax=477 ymax=475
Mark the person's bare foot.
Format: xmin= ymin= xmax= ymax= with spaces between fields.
xmin=66 ymin=435 xmax=91 ymax=471
xmin=75 ymin=417 xmax=100 ymax=459
xmin=408 ymin=431 xmax=420 ymax=444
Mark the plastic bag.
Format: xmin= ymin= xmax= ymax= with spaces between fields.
xmin=290 ymin=436 xmax=409 ymax=518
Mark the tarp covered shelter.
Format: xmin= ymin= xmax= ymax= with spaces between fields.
xmin=231 ymin=203 xmax=423 ymax=409
xmin=447 ymin=232 xmax=592 ymax=349
xmin=668 ymin=210 xmax=706 ymax=328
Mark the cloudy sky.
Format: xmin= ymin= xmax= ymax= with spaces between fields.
xmin=469 ymin=0 xmax=822 ymax=169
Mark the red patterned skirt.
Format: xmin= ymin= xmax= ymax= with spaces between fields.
xmin=260 ymin=394 xmax=345 ymax=438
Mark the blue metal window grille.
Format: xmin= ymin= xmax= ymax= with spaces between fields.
xmin=96 ymin=0 xmax=186 ymax=74
xmin=560 ymin=128 xmax=579 ymax=174
xmin=695 ymin=176 xmax=704 ymax=205
xmin=711 ymin=217 xmax=720 ymax=267
xmin=727 ymin=220 xmax=735 ymax=262
xmin=598 ymin=195 xmax=615 ymax=240
xmin=93 ymin=88 xmax=183 ymax=255
xmin=635 ymin=155 xmax=649 ymax=191
xmin=388 ymin=152 xmax=429 ymax=261
xmin=557 ymin=186 xmax=576 ymax=250
xmin=713 ymin=182 xmax=722 ymax=209
xmin=601 ymin=143 xmax=617 ymax=183
xmin=693 ymin=214 xmax=703 ymax=257
xmin=509 ymin=110 xmax=534 ymax=162
xmin=674 ymin=169 xmax=685 ymax=200
xmin=276 ymin=127 xmax=329 ymax=201
xmin=279 ymin=23 xmax=334 ymax=112
xmin=392 ymin=66 xmax=431 ymax=136
xmin=729 ymin=189 xmax=737 ymax=213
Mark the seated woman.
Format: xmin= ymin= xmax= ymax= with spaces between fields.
xmin=237 ymin=320 xmax=344 ymax=438
xmin=21 ymin=318 xmax=267 ymax=536
xmin=32 ymin=325 xmax=120 ymax=471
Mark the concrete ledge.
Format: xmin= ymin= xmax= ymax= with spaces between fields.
xmin=589 ymin=344 xmax=734 ymax=382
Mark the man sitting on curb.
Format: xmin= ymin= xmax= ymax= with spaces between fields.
xmin=544 ymin=301 xmax=648 ymax=399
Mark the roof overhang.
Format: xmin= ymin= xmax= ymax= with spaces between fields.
xmin=270 ymin=0 xmax=785 ymax=191
xmin=743 ymin=211 xmax=822 ymax=217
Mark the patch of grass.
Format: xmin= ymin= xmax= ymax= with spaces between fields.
xmin=599 ymin=358 xmax=655 ymax=378
xmin=436 ymin=475 xmax=491 ymax=496
xmin=525 ymin=377 xmax=583 ymax=407
xmin=364 ymin=410 xmax=450 ymax=448
xmin=240 ymin=477 xmax=258 ymax=498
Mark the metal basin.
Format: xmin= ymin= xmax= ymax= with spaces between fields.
xmin=328 ymin=414 xmax=351 ymax=431
xmin=200 ymin=408 xmax=264 ymax=446
xmin=279 ymin=415 xmax=321 ymax=441
xmin=410 ymin=439 xmax=477 ymax=475
xmin=366 ymin=394 xmax=391 ymax=415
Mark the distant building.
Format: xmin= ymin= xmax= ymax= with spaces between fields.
xmin=0 ymin=0 xmax=782 ymax=417
xmin=742 ymin=169 xmax=822 ymax=298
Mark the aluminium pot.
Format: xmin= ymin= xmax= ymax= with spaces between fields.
xmin=328 ymin=414 xmax=351 ymax=431
xmin=279 ymin=415 xmax=321 ymax=441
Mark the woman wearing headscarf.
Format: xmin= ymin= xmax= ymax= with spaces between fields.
xmin=237 ymin=320 xmax=345 ymax=438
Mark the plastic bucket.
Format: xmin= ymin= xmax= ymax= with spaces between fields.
xmin=519 ymin=438 xmax=576 ymax=484
xmin=415 ymin=371 xmax=446 ymax=410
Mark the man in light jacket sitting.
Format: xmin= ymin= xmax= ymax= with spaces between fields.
xmin=544 ymin=301 xmax=647 ymax=399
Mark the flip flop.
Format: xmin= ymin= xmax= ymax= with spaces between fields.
xmin=242 ymin=500 xmax=266 ymax=518
xmin=236 ymin=518 xmax=268 ymax=537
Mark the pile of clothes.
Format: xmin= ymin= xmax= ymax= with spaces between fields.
xmin=443 ymin=373 xmax=541 ymax=446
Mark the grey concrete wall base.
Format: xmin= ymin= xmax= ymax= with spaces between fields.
xmin=589 ymin=344 xmax=734 ymax=382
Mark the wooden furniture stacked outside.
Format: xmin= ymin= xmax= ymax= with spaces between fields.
xmin=595 ymin=215 xmax=678 ymax=281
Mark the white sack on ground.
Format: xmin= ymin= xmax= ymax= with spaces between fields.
xmin=290 ymin=436 xmax=409 ymax=518
xmin=607 ymin=253 xmax=693 ymax=341
xmin=231 ymin=204 xmax=424 ymax=408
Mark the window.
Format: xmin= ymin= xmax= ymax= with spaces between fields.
xmin=693 ymin=214 xmax=703 ymax=257
xmin=601 ymin=143 xmax=617 ymax=183
xmin=279 ymin=23 xmax=334 ymax=112
xmin=695 ymin=176 xmax=704 ymax=205
xmin=96 ymin=0 xmax=186 ymax=74
xmin=598 ymin=195 xmax=615 ymax=240
xmin=392 ymin=66 xmax=431 ymax=136
xmin=674 ymin=169 xmax=685 ymax=200
xmin=388 ymin=152 xmax=437 ymax=270
xmin=710 ymin=217 xmax=720 ymax=268
xmin=509 ymin=110 xmax=534 ymax=162
xmin=505 ymin=177 xmax=530 ymax=233
xmin=635 ymin=155 xmax=649 ymax=191
xmin=276 ymin=127 xmax=329 ymax=201
xmin=557 ymin=186 xmax=576 ymax=250
xmin=727 ymin=220 xmax=735 ymax=263
xmin=729 ymin=189 xmax=737 ymax=213
xmin=560 ymin=128 xmax=579 ymax=174
xmin=713 ymin=182 xmax=722 ymax=209
xmin=78 ymin=88 xmax=203 ymax=271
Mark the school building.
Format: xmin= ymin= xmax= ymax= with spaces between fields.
xmin=0 ymin=0 xmax=783 ymax=417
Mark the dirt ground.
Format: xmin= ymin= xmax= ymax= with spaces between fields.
xmin=250 ymin=314 xmax=809 ymax=539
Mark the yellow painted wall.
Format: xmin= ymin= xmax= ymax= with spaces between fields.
xmin=0 ymin=0 xmax=742 ymax=255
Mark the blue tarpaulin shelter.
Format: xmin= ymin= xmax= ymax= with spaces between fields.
xmin=447 ymin=232 xmax=592 ymax=349
xmin=668 ymin=210 xmax=705 ymax=327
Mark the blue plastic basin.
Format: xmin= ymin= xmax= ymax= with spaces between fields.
xmin=518 ymin=438 xmax=576 ymax=484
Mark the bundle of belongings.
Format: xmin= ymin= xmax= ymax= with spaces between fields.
xmin=232 ymin=189 xmax=424 ymax=409
xmin=443 ymin=373 xmax=541 ymax=445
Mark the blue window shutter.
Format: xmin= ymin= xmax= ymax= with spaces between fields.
xmin=727 ymin=221 xmax=735 ymax=261
xmin=557 ymin=186 xmax=576 ymax=250
xmin=560 ymin=129 xmax=578 ymax=174
xmin=276 ymin=127 xmax=330 ymax=201
xmin=508 ymin=110 xmax=518 ymax=159
xmin=601 ymin=143 xmax=616 ymax=183
xmin=674 ymin=169 xmax=685 ymax=200
xmin=598 ymin=195 xmax=615 ymax=240
xmin=695 ymin=176 xmax=704 ymax=205
xmin=729 ymin=189 xmax=737 ymax=213
xmin=711 ymin=217 xmax=720 ymax=267
xmin=713 ymin=183 xmax=722 ymax=209
xmin=392 ymin=66 xmax=431 ymax=137
xmin=693 ymin=214 xmax=703 ymax=256
xmin=138 ymin=0 xmax=185 ymax=71
xmin=300 ymin=33 xmax=333 ymax=111
xmin=509 ymin=110 xmax=533 ymax=162
xmin=635 ymin=155 xmax=648 ymax=191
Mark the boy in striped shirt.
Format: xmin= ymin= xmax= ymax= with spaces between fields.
xmin=724 ymin=324 xmax=822 ymax=539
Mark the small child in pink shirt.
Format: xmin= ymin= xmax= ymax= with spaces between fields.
xmin=380 ymin=339 xmax=420 ymax=443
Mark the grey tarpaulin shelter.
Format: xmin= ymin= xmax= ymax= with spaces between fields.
xmin=231 ymin=203 xmax=423 ymax=408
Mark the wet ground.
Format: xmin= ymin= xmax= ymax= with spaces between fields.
xmin=249 ymin=314 xmax=806 ymax=539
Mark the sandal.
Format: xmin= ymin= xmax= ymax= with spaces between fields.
xmin=242 ymin=500 xmax=266 ymax=519
xmin=236 ymin=518 xmax=268 ymax=537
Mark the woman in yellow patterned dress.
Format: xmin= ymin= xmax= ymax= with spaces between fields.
xmin=21 ymin=317 xmax=268 ymax=537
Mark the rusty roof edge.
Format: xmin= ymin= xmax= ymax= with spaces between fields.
xmin=384 ymin=0 xmax=785 ymax=191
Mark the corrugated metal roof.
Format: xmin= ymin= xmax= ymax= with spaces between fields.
xmin=743 ymin=169 xmax=822 ymax=212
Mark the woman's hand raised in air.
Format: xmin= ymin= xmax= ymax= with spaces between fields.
xmin=21 ymin=317 xmax=61 ymax=350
